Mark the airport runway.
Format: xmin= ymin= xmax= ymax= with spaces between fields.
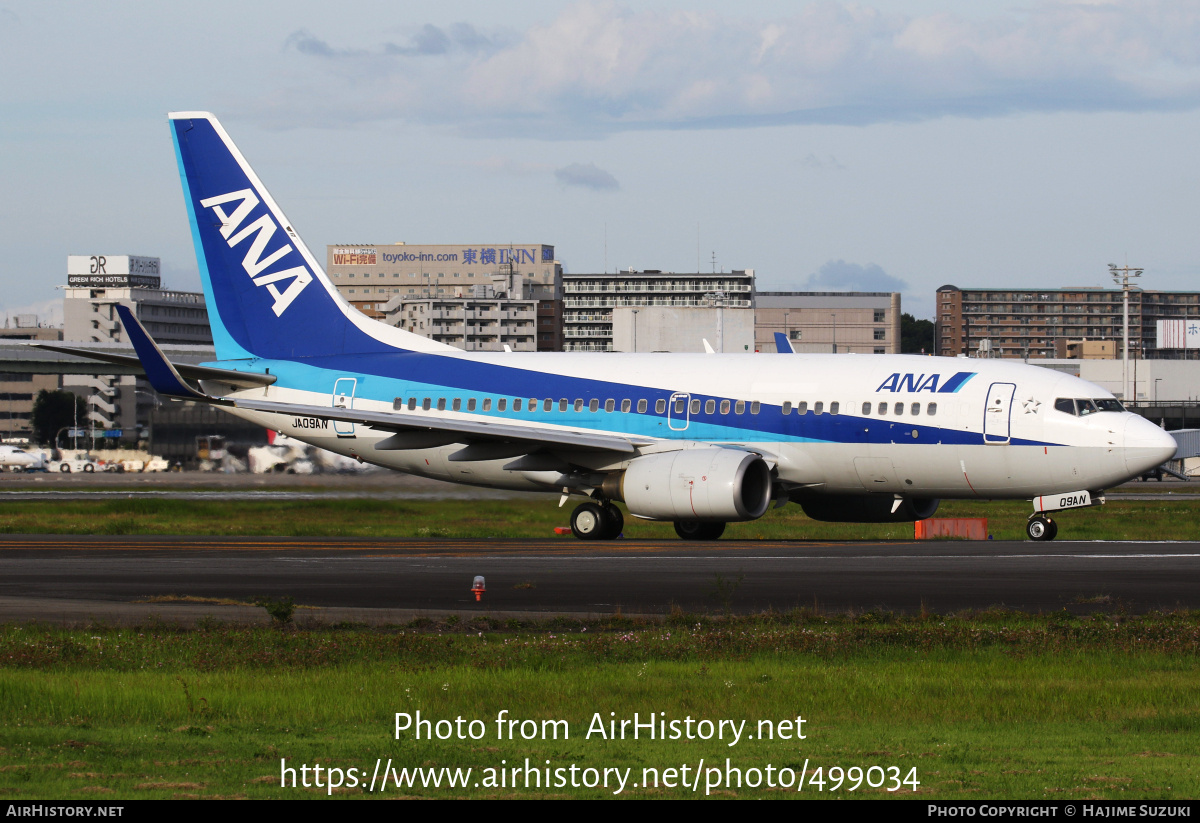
xmin=0 ymin=535 xmax=1198 ymax=623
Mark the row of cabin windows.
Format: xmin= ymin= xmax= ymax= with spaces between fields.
xmin=861 ymin=401 xmax=938 ymax=417
xmin=391 ymin=396 xmax=934 ymax=418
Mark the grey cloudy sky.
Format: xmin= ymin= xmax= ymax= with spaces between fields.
xmin=3 ymin=0 xmax=1200 ymax=323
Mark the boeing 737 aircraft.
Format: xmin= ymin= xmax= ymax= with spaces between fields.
xmin=48 ymin=112 xmax=1178 ymax=541
xmin=0 ymin=446 xmax=43 ymax=472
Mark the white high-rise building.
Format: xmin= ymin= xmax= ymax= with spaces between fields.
xmin=62 ymin=255 xmax=211 ymax=438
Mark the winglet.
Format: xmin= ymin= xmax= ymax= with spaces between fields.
xmin=774 ymin=332 xmax=794 ymax=354
xmin=115 ymin=305 xmax=215 ymax=401
xmin=702 ymin=338 xmax=715 ymax=354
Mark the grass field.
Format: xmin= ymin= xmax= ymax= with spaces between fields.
xmin=1 ymin=491 xmax=1196 ymax=799
xmin=0 ymin=495 xmax=1195 ymax=540
xmin=1 ymin=612 xmax=1198 ymax=799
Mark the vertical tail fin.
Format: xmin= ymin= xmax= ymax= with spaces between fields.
xmin=168 ymin=112 xmax=449 ymax=361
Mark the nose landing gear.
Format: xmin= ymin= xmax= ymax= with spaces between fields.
xmin=1026 ymin=514 xmax=1058 ymax=541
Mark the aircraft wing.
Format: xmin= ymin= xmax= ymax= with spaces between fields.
xmin=234 ymin=398 xmax=647 ymax=454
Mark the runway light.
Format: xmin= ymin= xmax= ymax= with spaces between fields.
xmin=471 ymin=575 xmax=486 ymax=602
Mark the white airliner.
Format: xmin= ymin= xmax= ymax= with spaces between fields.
xmin=47 ymin=112 xmax=1177 ymax=541
xmin=0 ymin=445 xmax=43 ymax=472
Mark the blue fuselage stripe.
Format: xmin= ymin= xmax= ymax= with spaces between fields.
xmin=215 ymin=354 xmax=1057 ymax=449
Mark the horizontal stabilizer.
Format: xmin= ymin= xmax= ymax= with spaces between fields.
xmin=113 ymin=305 xmax=222 ymax=401
xmin=33 ymin=344 xmax=275 ymax=389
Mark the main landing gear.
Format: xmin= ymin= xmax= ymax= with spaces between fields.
xmin=568 ymin=501 xmax=729 ymax=541
xmin=570 ymin=501 xmax=624 ymax=540
xmin=1026 ymin=514 xmax=1058 ymax=541
xmin=673 ymin=520 xmax=726 ymax=541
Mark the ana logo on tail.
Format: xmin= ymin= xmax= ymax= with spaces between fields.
xmin=199 ymin=188 xmax=312 ymax=316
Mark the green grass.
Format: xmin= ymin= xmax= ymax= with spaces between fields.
xmin=1 ymin=613 xmax=1198 ymax=799
xmin=0 ymin=496 xmax=1195 ymax=540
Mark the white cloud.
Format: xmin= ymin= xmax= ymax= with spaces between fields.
xmin=257 ymin=0 xmax=1200 ymax=137
xmin=805 ymin=260 xmax=907 ymax=293
xmin=554 ymin=161 xmax=619 ymax=190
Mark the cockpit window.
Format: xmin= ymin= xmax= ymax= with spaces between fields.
xmin=1055 ymin=397 xmax=1121 ymax=416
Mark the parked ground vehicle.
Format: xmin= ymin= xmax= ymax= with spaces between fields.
xmin=46 ymin=452 xmax=100 ymax=473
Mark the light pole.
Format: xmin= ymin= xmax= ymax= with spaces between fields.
xmin=1155 ymin=377 xmax=1162 ymax=404
xmin=831 ymin=313 xmax=837 ymax=354
xmin=1109 ymin=263 xmax=1143 ymax=403
xmin=783 ymin=311 xmax=790 ymax=351
xmin=630 ymin=309 xmax=639 ymax=353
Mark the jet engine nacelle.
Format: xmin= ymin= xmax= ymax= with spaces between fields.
xmin=608 ymin=448 xmax=773 ymax=522
xmin=798 ymin=495 xmax=940 ymax=523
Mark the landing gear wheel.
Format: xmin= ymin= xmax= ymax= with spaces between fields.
xmin=1027 ymin=515 xmax=1055 ymax=541
xmin=600 ymin=504 xmax=624 ymax=539
xmin=571 ymin=502 xmax=606 ymax=540
xmin=674 ymin=520 xmax=726 ymax=541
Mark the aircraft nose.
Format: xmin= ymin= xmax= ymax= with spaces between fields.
xmin=1123 ymin=415 xmax=1178 ymax=476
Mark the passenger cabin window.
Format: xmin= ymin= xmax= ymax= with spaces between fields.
xmin=782 ymin=401 xmax=792 ymax=415
xmin=720 ymin=400 xmax=730 ymax=414
xmin=452 ymin=398 xmax=461 ymax=411
xmin=910 ymin=402 xmax=920 ymax=416
xmin=497 ymin=399 xmax=507 ymax=411
xmin=543 ymin=399 xmax=553 ymax=412
xmin=878 ymin=402 xmax=888 ymax=415
xmin=655 ymin=399 xmax=666 ymax=413
xmin=529 ymin=398 xmax=538 ymax=412
xmin=468 ymin=399 xmax=477 ymax=411
xmin=927 ymin=402 xmax=937 ymax=416
xmin=422 ymin=398 xmax=432 ymax=411
xmin=750 ymin=401 xmax=761 ymax=415
xmin=437 ymin=398 xmax=447 ymax=411
xmin=559 ymin=399 xmax=568 ymax=412
xmin=589 ymin=399 xmax=600 ymax=412
xmin=408 ymin=398 xmax=417 ymax=411
xmin=862 ymin=402 xmax=871 ymax=415
xmin=735 ymin=400 xmax=746 ymax=415
xmin=674 ymin=398 xmax=686 ymax=414
xmin=829 ymin=402 xmax=839 ymax=415
xmin=689 ymin=399 xmax=700 ymax=414
xmin=705 ymin=399 xmax=716 ymax=414
xmin=483 ymin=398 xmax=492 ymax=412
xmin=894 ymin=402 xmax=903 ymax=415
xmin=814 ymin=401 xmax=824 ymax=415
xmin=575 ymin=399 xmax=584 ymax=412
xmin=637 ymin=399 xmax=648 ymax=413
xmin=513 ymin=399 xmax=523 ymax=411
xmin=606 ymin=399 xmax=616 ymax=412
xmin=797 ymin=401 xmax=808 ymax=414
